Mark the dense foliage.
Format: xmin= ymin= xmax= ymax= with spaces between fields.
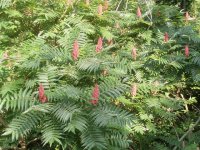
xmin=0 ymin=0 xmax=200 ymax=150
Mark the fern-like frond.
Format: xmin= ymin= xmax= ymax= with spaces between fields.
xmin=37 ymin=66 xmax=59 ymax=88
xmin=41 ymin=119 xmax=63 ymax=146
xmin=52 ymin=102 xmax=81 ymax=123
xmin=3 ymin=111 xmax=43 ymax=141
xmin=0 ymin=0 xmax=12 ymax=8
xmin=81 ymin=126 xmax=107 ymax=150
xmin=64 ymin=115 xmax=88 ymax=133
xmin=191 ymin=52 xmax=200 ymax=66
xmin=107 ymin=133 xmax=131 ymax=149
xmin=40 ymin=46 xmax=69 ymax=63
xmin=46 ymin=85 xmax=81 ymax=101
xmin=23 ymin=103 xmax=53 ymax=114
xmin=0 ymin=88 xmax=35 ymax=112
xmin=78 ymin=58 xmax=103 ymax=73
xmin=100 ymin=77 xmax=129 ymax=100
xmin=91 ymin=105 xmax=133 ymax=127
xmin=21 ymin=59 xmax=41 ymax=70
xmin=0 ymin=79 xmax=24 ymax=97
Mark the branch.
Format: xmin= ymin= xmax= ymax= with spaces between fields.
xmin=116 ymin=0 xmax=123 ymax=11
xmin=173 ymin=125 xmax=180 ymax=140
xmin=27 ymin=138 xmax=40 ymax=147
xmin=0 ymin=116 xmax=8 ymax=127
xmin=144 ymin=0 xmax=153 ymax=22
xmin=125 ymin=0 xmax=128 ymax=10
xmin=173 ymin=116 xmax=200 ymax=150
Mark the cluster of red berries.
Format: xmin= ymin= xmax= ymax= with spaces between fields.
xmin=38 ymin=4 xmax=193 ymax=104
xmin=38 ymin=82 xmax=100 ymax=105
xmin=38 ymin=84 xmax=48 ymax=103
xmin=164 ymin=32 xmax=189 ymax=58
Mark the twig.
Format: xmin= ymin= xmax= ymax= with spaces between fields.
xmin=59 ymin=8 xmax=68 ymax=21
xmin=173 ymin=125 xmax=180 ymax=140
xmin=116 ymin=0 xmax=123 ymax=11
xmin=173 ymin=116 xmax=200 ymax=150
xmin=0 ymin=116 xmax=7 ymax=127
xmin=125 ymin=0 xmax=129 ymax=10
xmin=144 ymin=0 xmax=153 ymax=22
xmin=192 ymin=104 xmax=200 ymax=113
xmin=27 ymin=138 xmax=40 ymax=147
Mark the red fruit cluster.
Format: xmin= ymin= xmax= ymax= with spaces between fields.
xmin=137 ymin=7 xmax=142 ymax=18
xmin=96 ymin=37 xmax=103 ymax=52
xmin=91 ymin=84 xmax=100 ymax=105
xmin=185 ymin=45 xmax=189 ymax=58
xmin=163 ymin=33 xmax=189 ymax=58
xmin=164 ymin=32 xmax=169 ymax=42
xmin=38 ymin=84 xmax=48 ymax=103
xmin=72 ymin=40 xmax=79 ymax=60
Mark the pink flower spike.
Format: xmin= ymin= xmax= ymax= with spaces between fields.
xmin=91 ymin=100 xmax=98 ymax=105
xmin=38 ymin=84 xmax=48 ymax=103
xmin=41 ymin=95 xmax=48 ymax=103
xmin=72 ymin=40 xmax=79 ymax=61
xmin=164 ymin=32 xmax=169 ymax=42
xmin=137 ymin=7 xmax=142 ymax=18
xmin=91 ymin=84 xmax=100 ymax=105
xmin=96 ymin=37 xmax=103 ymax=53
xmin=185 ymin=45 xmax=189 ymax=58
